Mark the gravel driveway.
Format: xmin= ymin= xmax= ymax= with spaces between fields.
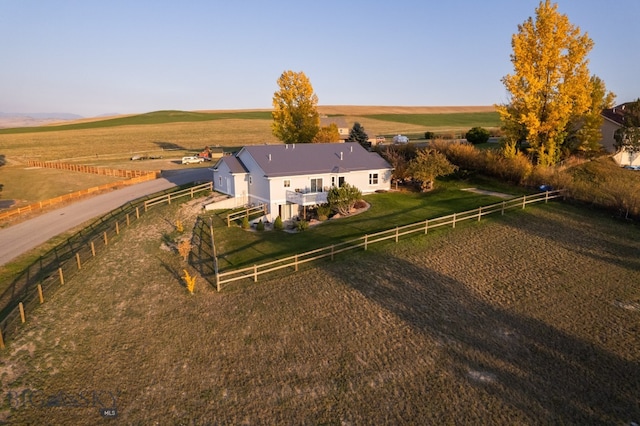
xmin=0 ymin=168 xmax=212 ymax=266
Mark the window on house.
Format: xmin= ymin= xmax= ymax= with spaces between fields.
xmin=218 ymin=176 xmax=222 ymax=186
xmin=249 ymin=176 xmax=253 ymax=185
xmin=338 ymin=176 xmax=345 ymax=187
xmin=331 ymin=176 xmax=336 ymax=187
xmin=369 ymin=173 xmax=378 ymax=185
xmin=310 ymin=178 xmax=323 ymax=192
xmin=284 ymin=179 xmax=290 ymax=188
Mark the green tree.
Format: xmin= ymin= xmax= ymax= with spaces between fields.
xmin=614 ymin=99 xmax=640 ymax=154
xmin=407 ymin=149 xmax=457 ymax=191
xmin=497 ymin=0 xmax=598 ymax=165
xmin=327 ymin=183 xmax=362 ymax=216
xmin=465 ymin=127 xmax=490 ymax=144
xmin=313 ymin=123 xmax=341 ymax=143
xmin=346 ymin=122 xmax=369 ymax=147
xmin=271 ymin=70 xmax=320 ymax=144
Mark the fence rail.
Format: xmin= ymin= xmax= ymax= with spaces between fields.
xmin=210 ymin=190 xmax=564 ymax=291
xmin=0 ymin=182 xmax=212 ymax=348
xmin=143 ymin=182 xmax=213 ymax=210
xmin=26 ymin=160 xmax=159 ymax=178
xmin=226 ymin=204 xmax=267 ymax=227
xmin=0 ymin=171 xmax=159 ymax=222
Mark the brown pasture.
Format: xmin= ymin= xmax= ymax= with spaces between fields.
xmin=0 ymin=200 xmax=637 ymax=424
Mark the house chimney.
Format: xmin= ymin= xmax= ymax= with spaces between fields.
xmin=350 ymin=145 xmax=353 ymax=152
xmin=340 ymin=152 xmax=343 ymax=160
xmin=285 ymin=144 xmax=288 ymax=149
xmin=268 ymin=154 xmax=272 ymax=161
xmin=293 ymin=144 xmax=295 ymax=149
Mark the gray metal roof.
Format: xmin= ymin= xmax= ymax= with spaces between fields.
xmin=239 ymin=142 xmax=392 ymax=178
xmin=214 ymin=155 xmax=249 ymax=174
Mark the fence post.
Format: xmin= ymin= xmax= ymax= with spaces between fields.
xmin=522 ymin=195 xmax=526 ymax=209
xmin=294 ymin=255 xmax=299 ymax=272
xmin=545 ymin=191 xmax=549 ymax=203
xmin=76 ymin=253 xmax=82 ymax=270
xmin=19 ymin=303 xmax=25 ymax=323
xmin=136 ymin=207 xmax=140 ymax=218
xmin=253 ymin=265 xmax=258 ymax=283
xmin=103 ymin=232 xmax=108 ymax=245
xmin=126 ymin=213 xmax=130 ymax=226
xmin=227 ymin=215 xmax=230 ymax=227
xmin=168 ymin=194 xmax=171 ymax=205
xmin=115 ymin=221 xmax=120 ymax=235
xmin=38 ymin=284 xmax=44 ymax=304
xmin=364 ymin=235 xmax=368 ymax=251
xmin=191 ymin=187 xmax=194 ymax=198
xmin=331 ymin=245 xmax=334 ymax=261
xmin=424 ymin=219 xmax=429 ymax=234
xmin=59 ymin=267 xmax=64 ymax=285
xmin=452 ymin=213 xmax=456 ymax=228
xmin=395 ymin=227 xmax=399 ymax=243
xmin=502 ymin=201 xmax=505 ymax=216
xmin=478 ymin=206 xmax=482 ymax=222
xmin=91 ymin=241 xmax=96 ymax=257
xmin=0 ymin=328 xmax=4 ymax=349
xmin=216 ymin=274 xmax=221 ymax=293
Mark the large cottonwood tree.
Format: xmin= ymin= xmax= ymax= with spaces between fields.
xmin=271 ymin=70 xmax=320 ymax=144
xmin=497 ymin=0 xmax=605 ymax=165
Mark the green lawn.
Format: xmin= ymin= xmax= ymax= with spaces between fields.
xmin=364 ymin=112 xmax=500 ymax=128
xmin=210 ymin=178 xmax=531 ymax=271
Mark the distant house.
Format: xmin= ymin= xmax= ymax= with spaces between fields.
xmin=211 ymin=143 xmax=393 ymax=221
xmin=601 ymin=103 xmax=640 ymax=166
xmin=319 ymin=116 xmax=350 ymax=140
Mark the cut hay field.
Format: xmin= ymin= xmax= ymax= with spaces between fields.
xmin=1 ymin=200 xmax=638 ymax=424
xmin=0 ymin=107 xmax=498 ymax=209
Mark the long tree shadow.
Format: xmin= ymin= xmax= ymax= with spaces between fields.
xmin=498 ymin=203 xmax=640 ymax=272
xmin=322 ymin=253 xmax=640 ymax=423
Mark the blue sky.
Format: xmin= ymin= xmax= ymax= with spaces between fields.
xmin=1 ymin=0 xmax=638 ymax=117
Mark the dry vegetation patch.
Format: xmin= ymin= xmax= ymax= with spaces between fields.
xmin=0 ymin=195 xmax=638 ymax=424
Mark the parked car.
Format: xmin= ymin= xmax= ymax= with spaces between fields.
xmin=623 ymin=165 xmax=640 ymax=171
xmin=181 ymin=156 xmax=204 ymax=164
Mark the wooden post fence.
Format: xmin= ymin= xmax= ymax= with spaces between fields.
xmin=91 ymin=241 xmax=96 ymax=257
xmin=103 ymin=231 xmax=108 ymax=245
xmin=38 ymin=284 xmax=44 ymax=304
xmin=59 ymin=267 xmax=64 ymax=285
xmin=0 ymin=329 xmax=4 ymax=349
xmin=19 ymin=303 xmax=25 ymax=323
xmin=76 ymin=253 xmax=82 ymax=270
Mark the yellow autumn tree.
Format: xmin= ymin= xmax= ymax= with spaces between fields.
xmin=570 ymin=76 xmax=615 ymax=156
xmin=272 ymin=70 xmax=320 ymax=144
xmin=313 ymin=123 xmax=341 ymax=143
xmin=497 ymin=0 xmax=598 ymax=166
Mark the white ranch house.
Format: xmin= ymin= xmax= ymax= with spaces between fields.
xmin=210 ymin=142 xmax=393 ymax=221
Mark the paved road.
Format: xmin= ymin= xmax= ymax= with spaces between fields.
xmin=0 ymin=168 xmax=212 ymax=266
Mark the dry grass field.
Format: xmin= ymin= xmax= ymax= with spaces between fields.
xmin=1 ymin=200 xmax=638 ymax=424
xmin=0 ymin=106 xmax=497 ymax=210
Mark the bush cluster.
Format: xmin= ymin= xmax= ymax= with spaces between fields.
xmin=430 ymin=139 xmax=640 ymax=220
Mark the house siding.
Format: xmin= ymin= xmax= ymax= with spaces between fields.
xmin=209 ymin=143 xmax=393 ymax=221
xmin=212 ymin=160 xmax=247 ymax=205
xmin=601 ymin=118 xmax=621 ymax=153
xmin=237 ymin=149 xmax=271 ymax=208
